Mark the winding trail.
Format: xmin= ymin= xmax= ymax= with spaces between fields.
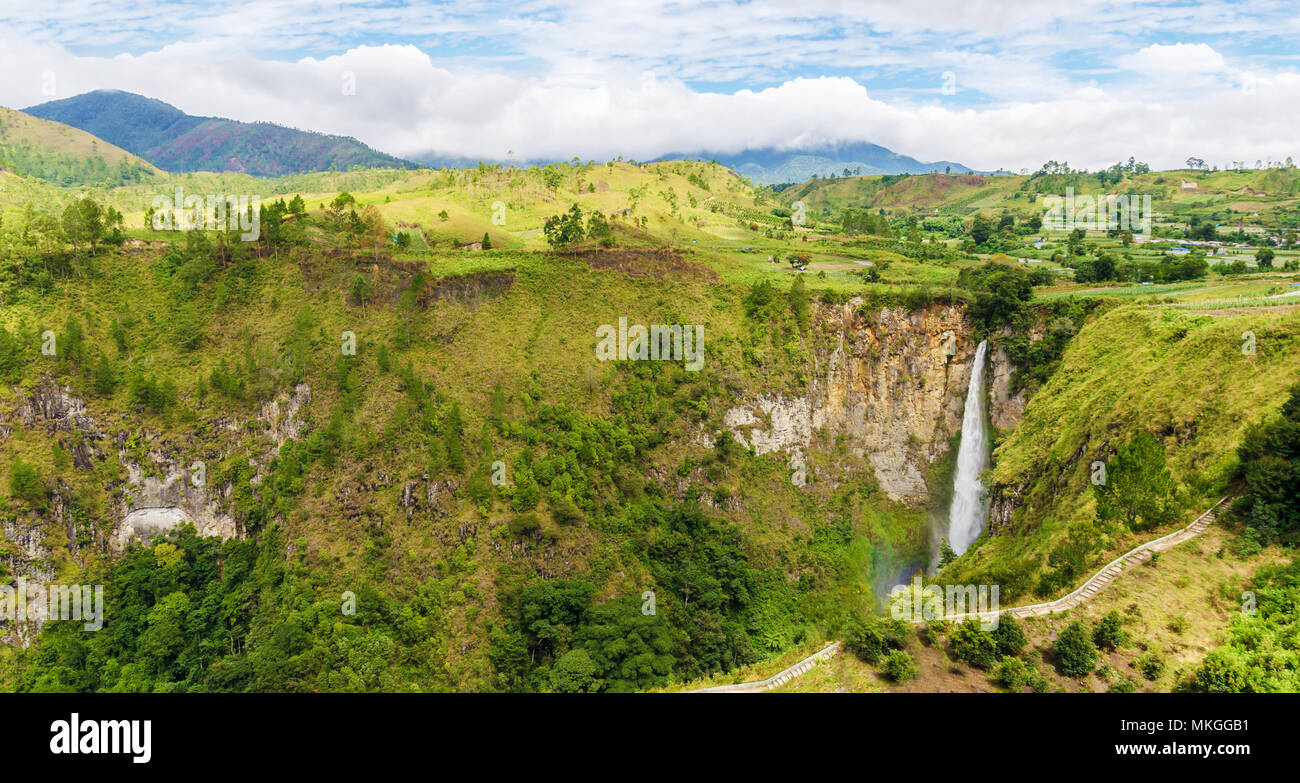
xmin=689 ymin=498 xmax=1227 ymax=693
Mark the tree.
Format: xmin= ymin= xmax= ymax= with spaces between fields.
xmin=969 ymin=213 xmax=994 ymax=246
xmin=586 ymin=210 xmax=613 ymax=247
xmin=61 ymin=197 xmax=104 ymax=253
xmin=350 ymin=274 xmax=372 ymax=308
xmin=1234 ymin=383 xmax=1300 ymax=542
xmin=481 ymin=231 xmax=492 ymax=250
xmin=92 ymin=353 xmax=116 ymax=396
xmin=140 ymin=591 xmax=193 ymax=672
xmin=360 ymin=205 xmax=388 ymax=262
xmin=288 ymin=194 xmax=306 ymax=216
xmin=845 ymin=616 xmax=907 ymax=664
xmin=327 ymin=191 xmax=357 ymax=228
xmin=960 ymin=262 xmax=1034 ymax=330
xmin=542 ymin=166 xmax=564 ymax=192
xmin=1093 ymin=431 xmax=1176 ymax=530
xmin=543 ymin=203 xmax=585 ymax=248
xmin=1054 ymin=621 xmax=1097 ymax=677
xmin=1255 ymin=247 xmax=1275 ymax=268
xmin=788 ymin=275 xmax=810 ymax=331
xmin=938 ymin=538 xmax=957 ymax=567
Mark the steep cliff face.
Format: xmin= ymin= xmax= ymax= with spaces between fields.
xmin=723 ymin=300 xmax=1002 ymax=505
xmin=0 ymin=378 xmax=314 ymax=579
xmin=988 ymin=344 xmax=1026 ymax=432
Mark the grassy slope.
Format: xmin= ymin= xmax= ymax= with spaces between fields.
xmin=0 ymin=218 xmax=927 ymax=687
xmin=0 ymin=107 xmax=160 ymax=172
xmin=3 ymin=158 xmax=1298 ymax=691
xmin=765 ymin=525 xmax=1289 ymax=693
xmin=780 ymin=168 xmax=1300 ymax=222
xmin=943 ymin=301 xmax=1300 ymax=599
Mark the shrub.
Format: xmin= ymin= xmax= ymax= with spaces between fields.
xmin=551 ymin=496 xmax=585 ymax=526
xmin=1107 ymin=678 xmax=1137 ymax=693
xmin=1094 ymin=610 xmax=1126 ymax=651
xmin=995 ymin=657 xmax=1029 ymax=689
xmin=1093 ymin=431 xmax=1176 ymax=531
xmin=1054 ymin=621 xmax=1098 ymax=677
xmin=173 ymin=306 xmax=205 ymax=351
xmin=1235 ymin=383 xmax=1300 ymax=543
xmin=881 ymin=649 xmax=917 ymax=683
xmin=9 ymin=460 xmax=45 ymax=507
xmin=1137 ymin=652 xmax=1165 ymax=681
xmin=92 ymin=353 xmax=116 ymax=396
xmin=992 ymin=615 xmax=1027 ymax=658
xmin=950 ymin=618 xmax=999 ymax=669
xmin=845 ymin=616 xmax=908 ymax=664
xmin=919 ymin=620 xmax=946 ymax=647
xmin=508 ymin=513 xmax=541 ymax=537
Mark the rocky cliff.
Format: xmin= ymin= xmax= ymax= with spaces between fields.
xmin=722 ymin=299 xmax=1018 ymax=505
xmin=0 ymin=378 xmax=309 ymax=593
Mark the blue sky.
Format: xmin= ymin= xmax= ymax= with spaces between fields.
xmin=1 ymin=0 xmax=1298 ymax=170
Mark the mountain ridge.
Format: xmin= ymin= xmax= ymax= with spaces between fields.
xmin=23 ymin=90 xmax=418 ymax=177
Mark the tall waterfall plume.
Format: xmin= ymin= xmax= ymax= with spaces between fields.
xmin=947 ymin=339 xmax=991 ymax=555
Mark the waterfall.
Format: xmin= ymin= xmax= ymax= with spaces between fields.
xmin=947 ymin=339 xmax=990 ymax=555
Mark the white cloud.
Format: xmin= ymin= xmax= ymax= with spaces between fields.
xmin=1118 ymin=43 xmax=1228 ymax=74
xmin=1 ymin=6 xmax=1298 ymax=174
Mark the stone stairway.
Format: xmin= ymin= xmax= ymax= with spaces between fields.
xmin=688 ymin=498 xmax=1226 ymax=692
xmin=953 ymin=498 xmax=1225 ymax=623
xmin=689 ymin=642 xmax=842 ymax=693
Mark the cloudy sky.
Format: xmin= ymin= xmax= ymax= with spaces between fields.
xmin=1 ymin=0 xmax=1297 ymax=171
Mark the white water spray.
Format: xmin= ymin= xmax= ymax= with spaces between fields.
xmin=947 ymin=340 xmax=990 ymax=554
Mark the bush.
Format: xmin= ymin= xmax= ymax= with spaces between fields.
xmin=845 ymin=616 xmax=908 ymax=664
xmin=995 ymin=657 xmax=1029 ymax=689
xmin=1054 ymin=621 xmax=1098 ymax=677
xmin=551 ymin=496 xmax=585 ymax=526
xmin=170 ymin=304 xmax=205 ymax=352
xmin=1137 ymin=652 xmax=1165 ymax=681
xmin=992 ymin=615 xmax=1027 ymax=658
xmin=9 ymin=460 xmax=45 ymax=507
xmin=1094 ymin=610 xmax=1126 ymax=651
xmin=1093 ymin=431 xmax=1176 ymax=531
xmin=508 ymin=513 xmax=541 ymax=537
xmin=1234 ymin=383 xmax=1300 ymax=543
xmin=881 ymin=649 xmax=916 ymax=683
xmin=129 ymin=371 xmax=177 ymax=413
xmin=1107 ymin=678 xmax=1137 ymax=693
xmin=919 ymin=620 xmax=946 ymax=647
xmin=92 ymin=353 xmax=116 ymax=396
xmin=950 ymin=618 xmax=999 ymax=670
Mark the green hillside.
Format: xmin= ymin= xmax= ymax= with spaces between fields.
xmin=24 ymin=90 xmax=418 ymax=177
xmin=0 ymin=106 xmax=159 ymax=187
xmin=0 ymin=156 xmax=1296 ymax=693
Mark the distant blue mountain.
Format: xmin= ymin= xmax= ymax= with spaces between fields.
xmin=655 ymin=141 xmax=975 ymax=184
xmin=25 ymin=90 xmax=418 ymax=177
xmin=409 ymin=141 xmax=974 ymax=184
